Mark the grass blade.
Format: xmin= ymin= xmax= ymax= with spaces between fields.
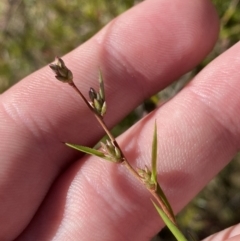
xmin=151 ymin=122 xmax=175 ymax=220
xmin=151 ymin=121 xmax=157 ymax=184
xmin=65 ymin=143 xmax=105 ymax=158
xmin=151 ymin=200 xmax=188 ymax=241
xmin=98 ymin=69 xmax=105 ymax=101
xmin=65 ymin=143 xmax=121 ymax=162
xmin=156 ymin=183 xmax=176 ymax=223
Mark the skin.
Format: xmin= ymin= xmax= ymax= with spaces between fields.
xmin=0 ymin=0 xmax=240 ymax=240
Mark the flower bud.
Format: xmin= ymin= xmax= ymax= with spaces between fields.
xmin=89 ymin=88 xmax=98 ymax=102
xmin=49 ymin=57 xmax=73 ymax=83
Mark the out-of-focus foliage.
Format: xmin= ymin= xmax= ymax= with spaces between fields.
xmin=0 ymin=0 xmax=141 ymax=92
xmin=0 ymin=0 xmax=240 ymax=240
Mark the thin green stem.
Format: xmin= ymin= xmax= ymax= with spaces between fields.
xmin=50 ymin=56 xmax=186 ymax=239
xmin=69 ymin=80 xmax=177 ymax=226
xmin=69 ymin=82 xmax=115 ymax=141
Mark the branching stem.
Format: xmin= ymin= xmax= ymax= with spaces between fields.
xmin=69 ymin=81 xmax=177 ymax=226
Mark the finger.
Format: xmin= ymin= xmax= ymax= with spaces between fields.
xmin=12 ymin=1 xmax=224 ymax=241
xmin=0 ymin=0 xmax=218 ymax=240
xmin=17 ymin=41 xmax=240 ymax=240
xmin=225 ymin=235 xmax=240 ymax=241
xmin=203 ymin=224 xmax=240 ymax=241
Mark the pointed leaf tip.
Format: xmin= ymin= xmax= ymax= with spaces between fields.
xmin=65 ymin=143 xmax=105 ymax=158
xmin=151 ymin=121 xmax=158 ymax=184
xmin=98 ymin=69 xmax=105 ymax=101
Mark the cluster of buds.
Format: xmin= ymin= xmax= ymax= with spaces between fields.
xmin=89 ymin=71 xmax=106 ymax=117
xmin=49 ymin=57 xmax=73 ymax=83
xmin=137 ymin=166 xmax=157 ymax=191
xmin=100 ymin=139 xmax=122 ymax=162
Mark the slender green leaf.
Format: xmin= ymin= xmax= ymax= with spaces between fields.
xmin=151 ymin=121 xmax=158 ymax=184
xmin=151 ymin=200 xmax=188 ymax=241
xmin=156 ymin=183 xmax=176 ymax=222
xmin=65 ymin=143 xmax=120 ymax=162
xmin=98 ymin=69 xmax=105 ymax=101
xmin=65 ymin=143 xmax=105 ymax=158
xmin=150 ymin=122 xmax=175 ymax=219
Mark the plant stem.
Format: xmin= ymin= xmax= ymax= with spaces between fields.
xmin=69 ymin=80 xmax=177 ymax=226
xmin=69 ymin=82 xmax=114 ymax=141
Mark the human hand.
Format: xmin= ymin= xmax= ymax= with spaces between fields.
xmin=1 ymin=0 xmax=240 ymax=240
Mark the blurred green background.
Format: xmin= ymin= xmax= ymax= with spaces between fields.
xmin=0 ymin=0 xmax=240 ymax=240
